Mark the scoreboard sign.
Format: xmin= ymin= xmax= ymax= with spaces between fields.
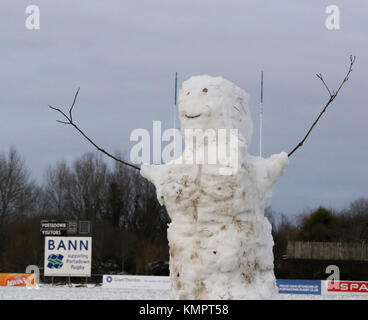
xmin=40 ymin=221 xmax=69 ymax=236
xmin=40 ymin=220 xmax=90 ymax=236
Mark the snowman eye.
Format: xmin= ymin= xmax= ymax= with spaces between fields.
xmin=202 ymin=88 xmax=208 ymax=93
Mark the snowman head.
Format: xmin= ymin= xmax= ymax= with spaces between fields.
xmin=178 ymin=75 xmax=253 ymax=148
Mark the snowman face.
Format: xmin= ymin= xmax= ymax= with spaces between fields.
xmin=178 ymin=75 xmax=253 ymax=145
xmin=179 ymin=79 xmax=224 ymax=131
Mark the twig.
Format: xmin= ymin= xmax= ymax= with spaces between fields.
xmin=288 ymin=55 xmax=356 ymax=157
xmin=48 ymin=89 xmax=140 ymax=170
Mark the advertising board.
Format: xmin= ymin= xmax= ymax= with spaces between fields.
xmin=44 ymin=237 xmax=92 ymax=277
xmin=323 ymin=280 xmax=368 ymax=295
xmin=0 ymin=273 xmax=35 ymax=287
xmin=103 ymin=275 xmax=170 ymax=290
xmin=276 ymin=279 xmax=321 ymax=295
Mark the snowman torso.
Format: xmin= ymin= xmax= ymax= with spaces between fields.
xmin=143 ymin=158 xmax=280 ymax=299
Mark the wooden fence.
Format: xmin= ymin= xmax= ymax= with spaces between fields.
xmin=286 ymin=242 xmax=368 ymax=261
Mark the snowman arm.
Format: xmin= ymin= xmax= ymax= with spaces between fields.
xmin=263 ymin=152 xmax=289 ymax=185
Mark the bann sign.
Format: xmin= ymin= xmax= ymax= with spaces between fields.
xmin=44 ymin=237 xmax=92 ymax=277
xmin=327 ymin=281 xmax=368 ymax=294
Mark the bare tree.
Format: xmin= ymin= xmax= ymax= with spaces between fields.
xmin=349 ymin=198 xmax=368 ymax=217
xmin=0 ymin=147 xmax=36 ymax=226
xmin=0 ymin=147 xmax=38 ymax=271
xmin=338 ymin=198 xmax=368 ymax=242
xmin=105 ymin=157 xmax=138 ymax=228
xmin=66 ymin=153 xmax=108 ymax=221
xmin=43 ymin=152 xmax=109 ymax=221
xmin=45 ymin=160 xmax=73 ymax=216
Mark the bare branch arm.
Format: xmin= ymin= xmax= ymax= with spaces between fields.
xmin=48 ymin=90 xmax=140 ymax=171
xmin=288 ymin=55 xmax=356 ymax=158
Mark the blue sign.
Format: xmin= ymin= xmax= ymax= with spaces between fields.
xmin=277 ymin=279 xmax=321 ymax=295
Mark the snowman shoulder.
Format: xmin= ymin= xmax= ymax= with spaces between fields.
xmin=250 ymin=152 xmax=289 ymax=189
xmin=140 ymin=163 xmax=165 ymax=187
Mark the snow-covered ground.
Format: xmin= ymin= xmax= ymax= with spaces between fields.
xmin=0 ymin=284 xmax=367 ymax=300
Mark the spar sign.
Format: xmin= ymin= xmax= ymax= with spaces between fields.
xmin=324 ymin=280 xmax=368 ymax=295
xmin=44 ymin=237 xmax=92 ymax=277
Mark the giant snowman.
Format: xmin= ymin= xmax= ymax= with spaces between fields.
xmin=141 ymin=75 xmax=289 ymax=299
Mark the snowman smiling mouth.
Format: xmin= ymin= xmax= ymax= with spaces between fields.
xmin=185 ymin=114 xmax=201 ymax=119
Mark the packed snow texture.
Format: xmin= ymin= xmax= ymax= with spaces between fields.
xmin=140 ymin=76 xmax=289 ymax=299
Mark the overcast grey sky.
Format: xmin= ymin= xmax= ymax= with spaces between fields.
xmin=0 ymin=0 xmax=367 ymax=216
